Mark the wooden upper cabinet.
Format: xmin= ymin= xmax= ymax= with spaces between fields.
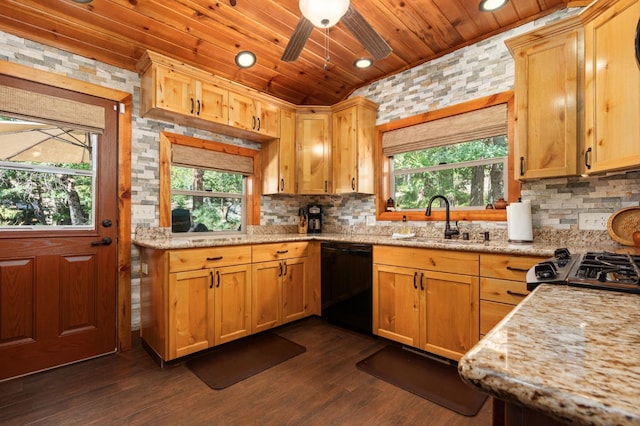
xmin=137 ymin=51 xmax=288 ymax=142
xmin=296 ymin=107 xmax=332 ymax=194
xmin=506 ymin=17 xmax=582 ymax=180
xmin=583 ymin=0 xmax=640 ymax=174
xmin=263 ymin=108 xmax=296 ymax=195
xmin=332 ymin=98 xmax=378 ymax=194
xmin=228 ymin=92 xmax=280 ymax=138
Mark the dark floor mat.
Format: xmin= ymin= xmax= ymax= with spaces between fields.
xmin=186 ymin=333 xmax=306 ymax=390
xmin=356 ymin=345 xmax=487 ymax=416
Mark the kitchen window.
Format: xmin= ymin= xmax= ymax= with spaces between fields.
xmin=377 ymin=92 xmax=518 ymax=222
xmin=159 ymin=132 xmax=260 ymax=234
xmin=391 ymin=136 xmax=508 ymax=210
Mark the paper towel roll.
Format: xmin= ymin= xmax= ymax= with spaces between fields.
xmin=507 ymin=200 xmax=533 ymax=243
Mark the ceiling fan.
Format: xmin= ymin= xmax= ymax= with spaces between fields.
xmin=281 ymin=0 xmax=392 ymax=63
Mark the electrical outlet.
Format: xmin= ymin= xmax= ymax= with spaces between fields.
xmin=365 ymin=215 xmax=376 ymax=226
xmin=578 ymin=213 xmax=610 ymax=230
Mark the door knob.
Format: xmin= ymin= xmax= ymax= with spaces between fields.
xmin=91 ymin=237 xmax=112 ymax=246
xmin=102 ymin=219 xmax=112 ymax=227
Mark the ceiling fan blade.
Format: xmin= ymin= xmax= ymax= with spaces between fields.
xmin=342 ymin=5 xmax=392 ymax=60
xmin=281 ymin=17 xmax=314 ymax=62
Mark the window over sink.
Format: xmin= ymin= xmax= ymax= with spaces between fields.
xmin=376 ymin=91 xmax=519 ymax=222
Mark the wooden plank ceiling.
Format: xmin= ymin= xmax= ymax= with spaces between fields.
xmin=0 ymin=0 xmax=586 ymax=106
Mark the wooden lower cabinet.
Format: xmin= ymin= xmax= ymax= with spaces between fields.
xmin=373 ymin=246 xmax=479 ymax=361
xmin=479 ymin=253 xmax=545 ymax=337
xmin=252 ymin=242 xmax=311 ymax=333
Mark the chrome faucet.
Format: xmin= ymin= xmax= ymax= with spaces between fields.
xmin=425 ymin=195 xmax=459 ymax=239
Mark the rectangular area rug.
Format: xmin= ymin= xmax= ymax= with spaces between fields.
xmin=186 ymin=332 xmax=306 ymax=390
xmin=356 ymin=345 xmax=487 ymax=416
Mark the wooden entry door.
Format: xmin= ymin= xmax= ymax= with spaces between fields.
xmin=0 ymin=77 xmax=118 ymax=380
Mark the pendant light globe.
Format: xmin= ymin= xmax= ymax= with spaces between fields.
xmin=299 ymin=0 xmax=350 ymax=28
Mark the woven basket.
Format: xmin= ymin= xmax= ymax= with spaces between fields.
xmin=607 ymin=206 xmax=640 ymax=246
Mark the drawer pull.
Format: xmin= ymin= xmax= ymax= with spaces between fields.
xmin=506 ymin=266 xmax=528 ymax=272
xmin=207 ymin=256 xmax=223 ymax=261
xmin=506 ymin=290 xmax=528 ymax=297
xmin=276 ymin=250 xmax=289 ymax=254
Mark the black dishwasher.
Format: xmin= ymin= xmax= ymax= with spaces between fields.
xmin=321 ymin=242 xmax=373 ymax=335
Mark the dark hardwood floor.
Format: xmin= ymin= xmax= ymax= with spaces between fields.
xmin=0 ymin=317 xmax=491 ymax=425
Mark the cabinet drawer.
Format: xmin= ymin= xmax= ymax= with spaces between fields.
xmin=374 ymin=245 xmax=478 ymax=275
xmin=480 ymin=300 xmax=515 ymax=335
xmin=169 ymin=245 xmax=252 ymax=272
xmin=480 ymin=253 xmax=544 ymax=280
xmin=252 ymin=242 xmax=308 ymax=263
xmin=480 ymin=277 xmax=529 ymax=304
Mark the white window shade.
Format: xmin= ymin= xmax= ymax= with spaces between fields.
xmin=172 ymin=144 xmax=253 ymax=175
xmin=382 ymin=104 xmax=507 ymax=156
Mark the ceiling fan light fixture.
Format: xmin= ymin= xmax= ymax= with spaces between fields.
xmin=354 ymin=58 xmax=373 ymax=69
xmin=299 ymin=0 xmax=350 ymax=28
xmin=479 ymin=0 xmax=508 ymax=12
xmin=235 ymin=51 xmax=256 ymax=68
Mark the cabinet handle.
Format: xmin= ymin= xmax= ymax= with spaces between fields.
xmin=257 ymin=117 xmax=261 ymax=131
xmin=324 ymin=180 xmax=328 ymax=192
xmin=190 ymin=98 xmax=195 ymax=114
xmin=209 ymin=271 xmax=214 ymax=289
xmin=584 ymin=147 xmax=592 ymax=170
xmin=278 ymin=262 xmax=283 ymax=277
xmin=276 ymin=249 xmax=289 ymax=254
xmin=207 ymin=256 xmax=223 ymax=261
xmin=196 ymin=99 xmax=201 ymax=116
xmin=351 ymin=177 xmax=356 ymax=191
xmin=507 ymin=290 xmax=528 ymax=297
xmin=283 ymin=260 xmax=288 ymax=276
xmin=280 ymin=178 xmax=285 ymax=191
xmin=519 ymin=156 xmax=525 ymax=176
xmin=506 ymin=266 xmax=528 ymax=272
xmin=413 ymin=272 xmax=418 ymax=289
xmin=252 ymin=116 xmax=256 ymax=130
xmin=216 ymin=270 xmax=221 ymax=288
xmin=420 ymin=272 xmax=425 ymax=291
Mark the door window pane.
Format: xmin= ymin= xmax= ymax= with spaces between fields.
xmin=0 ymin=116 xmax=95 ymax=228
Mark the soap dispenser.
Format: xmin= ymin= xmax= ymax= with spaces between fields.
xmin=400 ymin=215 xmax=410 ymax=235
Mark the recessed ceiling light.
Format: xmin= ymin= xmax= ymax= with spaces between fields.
xmin=479 ymin=0 xmax=508 ymax=12
xmin=235 ymin=51 xmax=256 ymax=68
xmin=72 ymin=0 xmax=93 ymax=3
xmin=354 ymin=58 xmax=373 ymax=69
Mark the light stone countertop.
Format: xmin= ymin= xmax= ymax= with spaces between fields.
xmin=133 ymin=231 xmax=612 ymax=257
xmin=458 ymin=284 xmax=640 ymax=425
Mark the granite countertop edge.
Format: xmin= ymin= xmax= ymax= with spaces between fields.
xmin=458 ymin=285 xmax=640 ymax=425
xmin=132 ymin=232 xmax=569 ymax=256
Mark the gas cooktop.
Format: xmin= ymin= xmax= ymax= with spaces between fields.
xmin=526 ymin=249 xmax=640 ymax=294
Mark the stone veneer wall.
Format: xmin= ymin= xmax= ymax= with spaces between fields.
xmin=2 ymin=5 xmax=640 ymax=327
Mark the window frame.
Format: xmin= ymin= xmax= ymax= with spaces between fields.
xmin=375 ymin=91 xmax=519 ymax=223
xmin=159 ymin=131 xmax=261 ymax=231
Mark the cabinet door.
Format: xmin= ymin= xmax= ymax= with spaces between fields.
xmin=197 ymin=80 xmax=228 ymax=124
xmin=282 ymin=257 xmax=307 ymax=324
xmin=155 ymin=66 xmax=196 ymax=116
xmin=262 ymin=109 xmax=296 ymax=195
xmin=251 ymin=260 xmax=282 ymax=333
xmin=423 ymin=271 xmax=479 ymax=361
xmin=168 ymin=269 xmax=214 ymax=359
xmin=228 ymin=92 xmax=257 ymax=132
xmin=513 ymin=30 xmax=580 ymax=179
xmin=584 ymin=0 xmax=640 ymax=173
xmin=256 ymin=100 xmax=281 ymax=138
xmin=297 ymin=112 xmax=331 ymax=194
xmin=332 ymin=106 xmax=358 ymax=193
xmin=372 ymin=264 xmax=420 ymax=347
xmin=214 ymin=264 xmax=252 ymax=345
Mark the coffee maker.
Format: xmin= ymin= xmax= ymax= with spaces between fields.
xmin=307 ymin=205 xmax=322 ymax=233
